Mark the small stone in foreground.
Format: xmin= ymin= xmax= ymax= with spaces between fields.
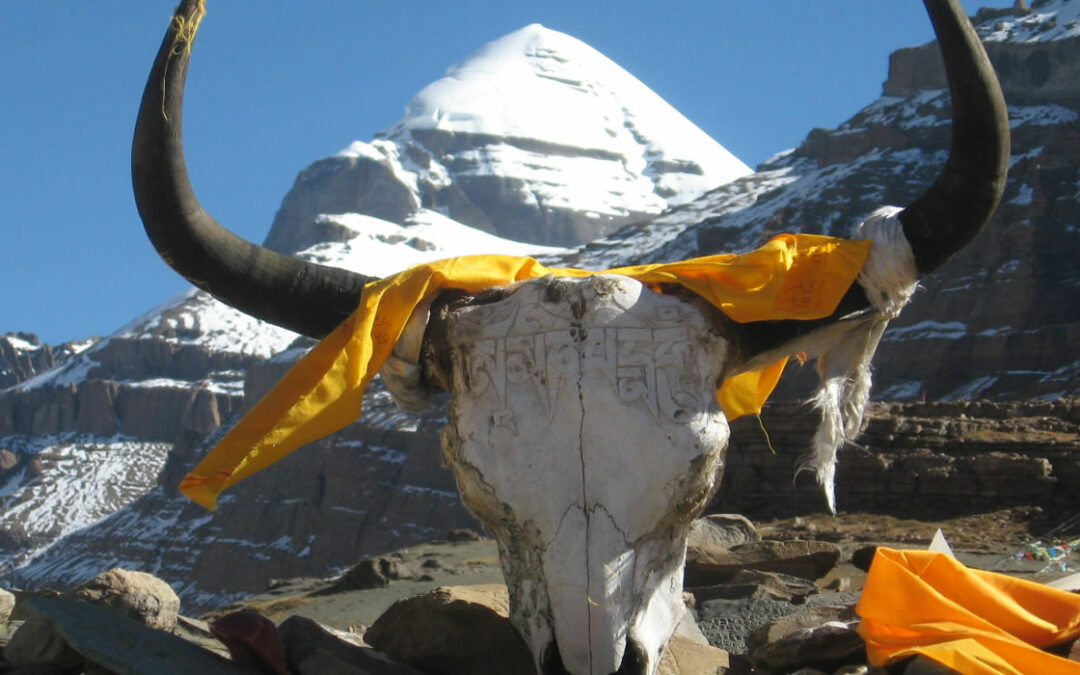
xmin=751 ymin=622 xmax=865 ymax=673
xmin=279 ymin=614 xmax=426 ymax=675
xmin=685 ymin=540 xmax=843 ymax=586
xmin=0 ymin=588 xmax=14 ymax=623
xmin=364 ymin=584 xmax=534 ymax=674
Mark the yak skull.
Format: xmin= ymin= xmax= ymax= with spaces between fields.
xmin=425 ymin=275 xmax=729 ymax=673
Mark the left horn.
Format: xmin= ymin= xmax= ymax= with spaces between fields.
xmin=132 ymin=0 xmax=374 ymax=339
xmin=899 ymin=0 xmax=1010 ymax=274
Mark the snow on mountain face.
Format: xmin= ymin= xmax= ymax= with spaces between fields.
xmin=0 ymin=434 xmax=171 ymax=578
xmin=976 ymin=0 xmax=1080 ymax=42
xmin=387 ymin=23 xmax=750 ymax=207
xmin=297 ymin=208 xmax=563 ymax=277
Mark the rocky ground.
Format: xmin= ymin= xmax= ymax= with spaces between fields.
xmin=3 ymin=508 xmax=1077 ymax=674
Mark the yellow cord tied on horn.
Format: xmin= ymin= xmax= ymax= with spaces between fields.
xmin=161 ymin=0 xmax=207 ymax=122
xmin=179 ymin=233 xmax=870 ymax=510
xmin=170 ymin=0 xmax=207 ymax=58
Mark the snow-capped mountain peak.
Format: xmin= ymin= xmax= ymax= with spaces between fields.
xmin=388 ymin=23 xmax=750 ymax=201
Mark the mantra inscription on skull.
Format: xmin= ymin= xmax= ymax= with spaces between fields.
xmin=451 ymin=276 xmax=728 ymax=431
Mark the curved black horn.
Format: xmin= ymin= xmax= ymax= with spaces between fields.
xmin=132 ymin=0 xmax=374 ymax=339
xmin=899 ymin=0 xmax=1010 ymax=275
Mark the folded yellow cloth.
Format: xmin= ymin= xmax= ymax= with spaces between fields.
xmin=180 ymin=233 xmax=869 ymax=510
xmin=857 ymin=548 xmax=1080 ymax=674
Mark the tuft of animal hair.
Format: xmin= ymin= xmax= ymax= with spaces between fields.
xmin=796 ymin=207 xmax=919 ymax=513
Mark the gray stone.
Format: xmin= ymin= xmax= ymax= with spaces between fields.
xmin=20 ymin=595 xmax=247 ymax=674
xmin=751 ymin=622 xmax=865 ymax=673
xmin=3 ymin=613 xmax=82 ymax=670
xmin=325 ymin=556 xmax=418 ymax=593
xmin=901 ymin=654 xmax=958 ymax=674
xmin=0 ymin=588 xmax=13 ymax=623
xmin=279 ymin=614 xmax=426 ymax=675
xmin=364 ymin=584 xmax=535 ymax=675
xmin=687 ymin=514 xmax=760 ymax=552
xmin=696 ymin=594 xmax=805 ymax=656
xmin=685 ymin=540 xmax=843 ymax=586
xmin=689 ymin=569 xmax=819 ymax=605
xmin=748 ymin=604 xmax=857 ymax=650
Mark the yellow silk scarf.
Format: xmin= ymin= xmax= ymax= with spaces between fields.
xmin=180 ymin=233 xmax=870 ymax=510
xmin=857 ymin=548 xmax=1080 ymax=674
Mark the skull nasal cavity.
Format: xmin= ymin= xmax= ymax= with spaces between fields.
xmin=540 ymin=638 xmax=649 ymax=675
xmin=541 ymin=642 xmax=571 ymax=675
xmin=614 ymin=637 xmax=648 ymax=675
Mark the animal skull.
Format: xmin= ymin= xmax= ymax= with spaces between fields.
xmin=432 ymin=276 xmax=729 ymax=672
xmin=132 ymin=1 xmax=1008 ymax=673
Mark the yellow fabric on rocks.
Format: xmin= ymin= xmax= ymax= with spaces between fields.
xmin=180 ymin=233 xmax=869 ymax=510
xmin=857 ymin=548 xmax=1080 ymax=674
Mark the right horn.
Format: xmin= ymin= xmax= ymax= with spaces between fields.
xmin=898 ymin=0 xmax=1010 ymax=275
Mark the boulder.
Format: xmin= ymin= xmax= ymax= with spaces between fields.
xmin=685 ymin=540 xmax=843 ymax=586
xmin=689 ymin=569 xmax=819 ymax=605
xmin=364 ymin=584 xmax=534 ymax=675
xmin=686 ymin=514 xmax=761 ymax=551
xmin=751 ymin=622 xmax=865 ymax=673
xmin=4 ymin=569 xmax=180 ymax=670
xmin=748 ymin=604 xmax=858 ymax=650
xmin=14 ymin=595 xmax=247 ymax=674
xmin=71 ymin=568 xmax=180 ymax=632
xmin=657 ymin=634 xmax=730 ymax=675
xmin=0 ymin=587 xmax=13 ymax=623
xmin=209 ymin=610 xmax=289 ymax=675
xmin=325 ymin=556 xmax=419 ymax=593
xmin=278 ymin=614 xmax=426 ymax=675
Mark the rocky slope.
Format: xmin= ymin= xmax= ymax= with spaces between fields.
xmin=1 ymin=3 xmax=1078 ymax=613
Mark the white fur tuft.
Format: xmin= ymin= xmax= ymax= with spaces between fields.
xmin=798 ymin=207 xmax=919 ymax=513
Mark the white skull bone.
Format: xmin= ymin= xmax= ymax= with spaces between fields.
xmin=424 ymin=274 xmax=731 ymax=674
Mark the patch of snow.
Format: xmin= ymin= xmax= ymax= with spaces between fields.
xmin=15 ymin=352 xmax=98 ymax=391
xmin=298 ymin=209 xmax=565 ymax=279
xmin=877 ymin=380 xmax=924 ymax=400
xmin=849 ymin=91 xmax=951 ymax=131
xmin=117 ymin=288 xmax=299 ymax=358
xmin=400 ymin=484 xmax=459 ymax=500
xmin=1010 ymin=146 xmax=1044 ymax=168
xmin=2 ymin=335 xmax=41 ymax=351
xmin=0 ymin=435 xmax=171 ymax=574
xmin=941 ymin=375 xmax=999 ymax=400
xmin=1009 ymin=104 xmax=1078 ymax=128
xmin=883 ymin=320 xmax=968 ymax=342
xmin=977 ymin=1 xmax=1080 ymax=42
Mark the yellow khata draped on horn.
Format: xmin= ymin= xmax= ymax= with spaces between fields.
xmin=180 ymin=233 xmax=870 ymax=510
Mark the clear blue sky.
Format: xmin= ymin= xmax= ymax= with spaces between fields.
xmin=0 ymin=1 xmax=1009 ymax=345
